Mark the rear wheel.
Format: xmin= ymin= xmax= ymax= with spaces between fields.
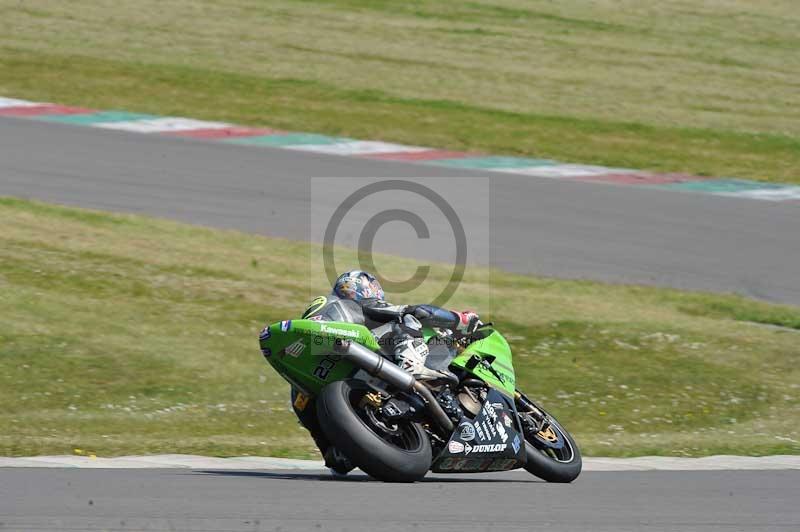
xmin=317 ymin=379 xmax=432 ymax=483
xmin=521 ymin=412 xmax=582 ymax=483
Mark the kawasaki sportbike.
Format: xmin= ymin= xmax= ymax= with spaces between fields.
xmin=259 ymin=318 xmax=581 ymax=482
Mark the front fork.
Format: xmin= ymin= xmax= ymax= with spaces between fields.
xmin=515 ymin=389 xmax=549 ymax=434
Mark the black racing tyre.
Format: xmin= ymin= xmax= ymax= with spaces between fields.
xmin=316 ymin=379 xmax=432 ymax=483
xmin=523 ymin=415 xmax=582 ymax=483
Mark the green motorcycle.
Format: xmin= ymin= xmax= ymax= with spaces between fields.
xmin=259 ymin=318 xmax=581 ymax=483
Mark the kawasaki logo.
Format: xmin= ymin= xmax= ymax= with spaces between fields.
xmin=320 ymin=324 xmax=360 ymax=338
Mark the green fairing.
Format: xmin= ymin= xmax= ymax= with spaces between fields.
xmin=259 ymin=319 xmax=379 ymax=396
xmin=451 ymin=327 xmax=517 ymax=396
xmin=261 ymin=321 xmax=516 ymax=398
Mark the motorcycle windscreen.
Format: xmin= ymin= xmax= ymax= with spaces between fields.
xmin=431 ymin=389 xmax=526 ymax=473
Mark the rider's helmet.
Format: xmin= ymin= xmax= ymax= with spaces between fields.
xmin=333 ymin=270 xmax=384 ymax=301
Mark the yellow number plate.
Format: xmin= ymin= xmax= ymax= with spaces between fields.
xmin=293 ymin=392 xmax=311 ymax=412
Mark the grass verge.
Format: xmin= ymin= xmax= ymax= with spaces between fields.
xmin=1 ymin=0 xmax=799 ymax=183
xmin=1 ymin=197 xmax=798 ymax=458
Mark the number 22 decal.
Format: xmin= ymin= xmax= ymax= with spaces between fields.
xmin=313 ymin=354 xmax=341 ymax=380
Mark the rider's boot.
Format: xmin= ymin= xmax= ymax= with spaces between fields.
xmin=392 ymin=331 xmax=457 ymax=382
xmin=324 ymin=446 xmax=354 ymax=477
xmin=291 ymin=387 xmax=354 ymax=476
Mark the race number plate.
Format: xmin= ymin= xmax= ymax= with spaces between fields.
xmin=293 ymin=392 xmax=311 ymax=412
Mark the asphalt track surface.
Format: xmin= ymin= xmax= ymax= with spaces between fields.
xmin=2 ymin=117 xmax=799 ymax=305
xmin=2 ymin=468 xmax=798 ymax=531
xmin=2 ymin=118 xmax=799 ymax=530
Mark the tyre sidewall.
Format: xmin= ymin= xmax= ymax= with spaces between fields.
xmin=523 ymin=418 xmax=582 ymax=483
xmin=317 ymin=379 xmax=432 ymax=482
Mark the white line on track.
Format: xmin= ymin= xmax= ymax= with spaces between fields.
xmin=1 ymin=454 xmax=798 ymax=470
xmin=93 ymin=117 xmax=233 ymax=133
xmin=718 ymin=187 xmax=800 ymax=201
xmin=282 ymin=140 xmax=430 ymax=155
xmin=0 ymin=97 xmax=45 ymax=108
xmin=492 ymin=164 xmax=638 ymax=178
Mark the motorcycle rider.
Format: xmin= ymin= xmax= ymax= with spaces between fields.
xmin=292 ymin=270 xmax=481 ymax=474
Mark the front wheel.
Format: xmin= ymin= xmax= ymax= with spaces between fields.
xmin=316 ymin=379 xmax=432 ymax=482
xmin=522 ymin=412 xmax=582 ymax=483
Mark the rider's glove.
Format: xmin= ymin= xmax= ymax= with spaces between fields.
xmin=455 ymin=310 xmax=481 ymax=335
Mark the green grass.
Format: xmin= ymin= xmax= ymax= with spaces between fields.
xmin=1 ymin=197 xmax=799 ymax=458
xmin=1 ymin=0 xmax=799 ymax=183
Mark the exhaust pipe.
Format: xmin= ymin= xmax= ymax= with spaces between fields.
xmin=412 ymin=381 xmax=454 ymax=433
xmin=333 ymin=339 xmax=415 ymax=390
xmin=334 ymin=340 xmax=454 ymax=433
